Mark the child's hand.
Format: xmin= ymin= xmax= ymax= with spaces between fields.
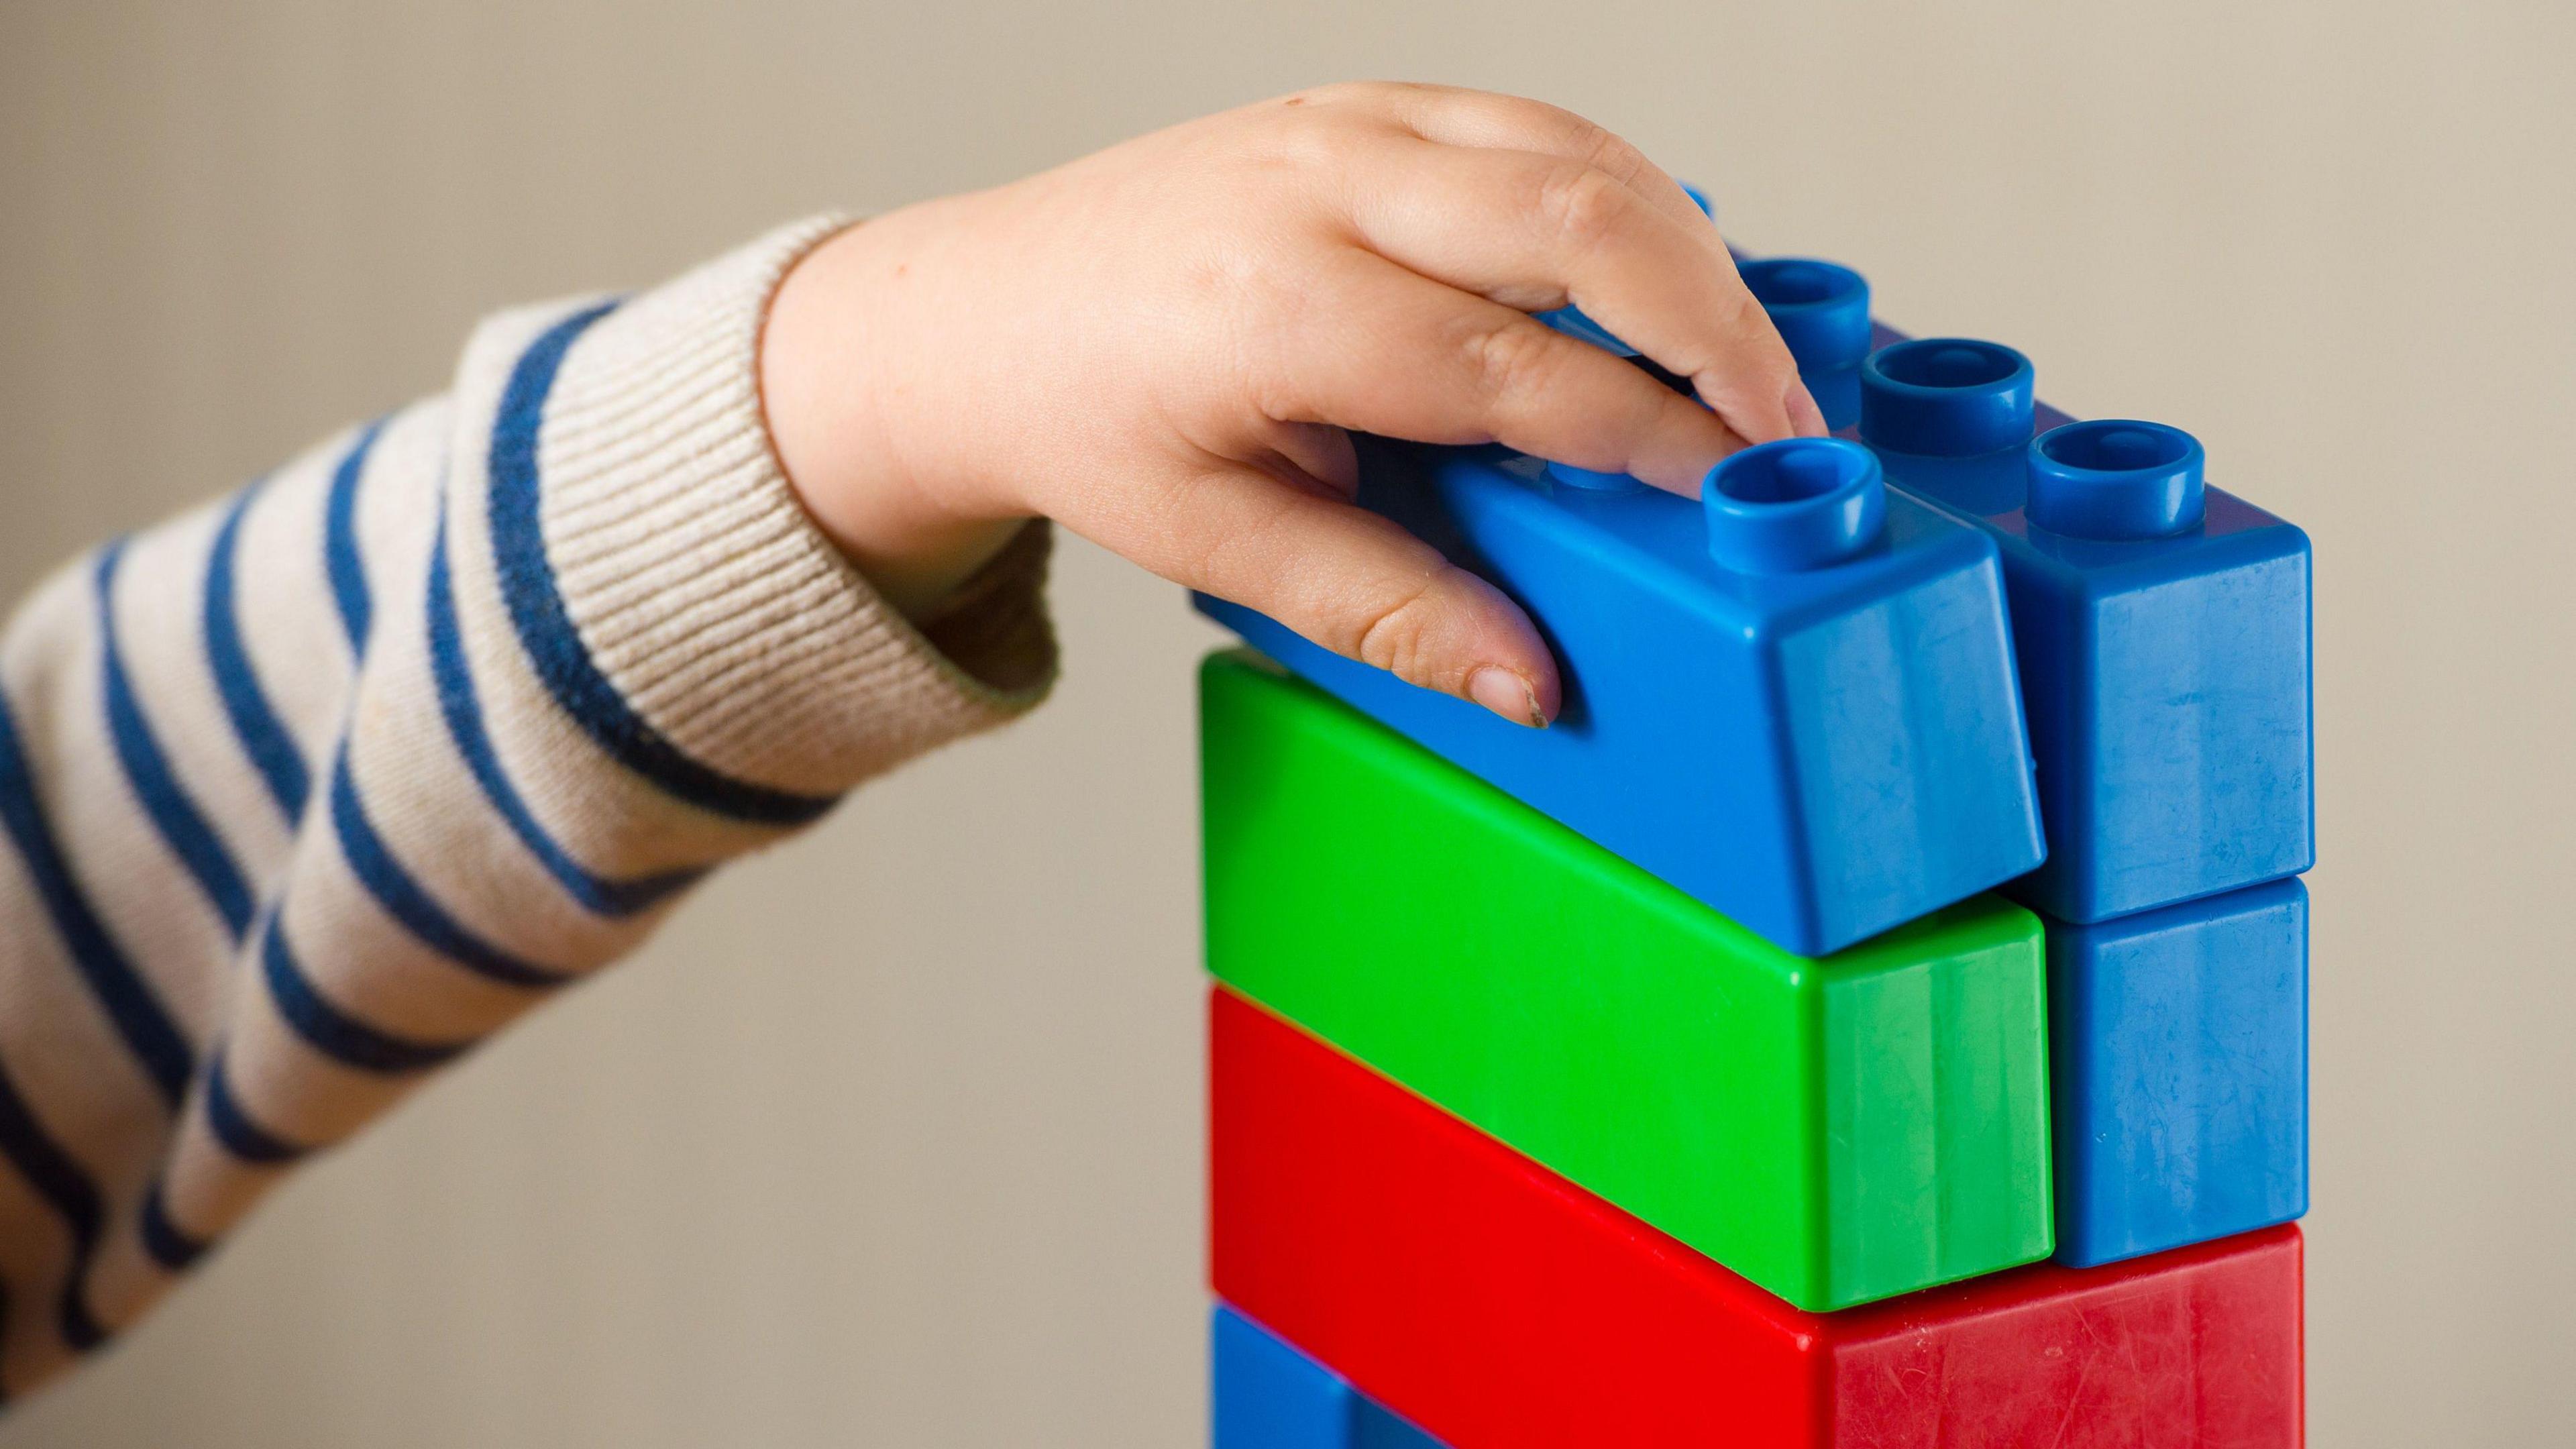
xmin=762 ymin=82 xmax=1824 ymax=726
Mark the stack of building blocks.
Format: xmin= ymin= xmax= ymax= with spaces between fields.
xmin=1193 ymin=233 xmax=2311 ymax=1445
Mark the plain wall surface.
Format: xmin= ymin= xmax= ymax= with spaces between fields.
xmin=3 ymin=1 xmax=2570 ymax=1443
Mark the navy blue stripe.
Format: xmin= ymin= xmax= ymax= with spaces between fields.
xmin=260 ymin=915 xmax=470 ymax=1074
xmin=324 ymin=418 xmax=387 ymax=655
xmin=97 ymin=541 xmax=256 ymax=943
xmin=205 ymin=482 xmax=311 ymax=824
xmin=0 ymin=686 xmax=194 ymax=1108
xmin=486 ymin=303 xmax=836 ymax=827
xmin=329 ymin=747 xmax=572 ymax=989
xmin=427 ymin=519 xmax=704 ymax=918
xmin=202 ymin=1053 xmax=305 ymax=1165
xmin=138 ymin=1179 xmax=209 ymax=1272
xmin=0 ymin=1057 xmax=110 ymax=1354
xmin=60 ymin=1277 xmax=107 ymax=1351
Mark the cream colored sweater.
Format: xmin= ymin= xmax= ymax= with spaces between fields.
xmin=0 ymin=217 xmax=1057 ymax=1399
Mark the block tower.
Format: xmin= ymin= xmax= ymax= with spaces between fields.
xmin=1193 ymin=236 xmax=2311 ymax=1446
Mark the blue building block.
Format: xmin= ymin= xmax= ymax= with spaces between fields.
xmin=2047 ymin=878 xmax=2308 ymax=1267
xmin=1193 ymin=435 xmax=2043 ymax=957
xmin=1214 ymin=1305 xmax=1444 ymax=1449
xmin=1739 ymin=267 xmax=2313 ymax=923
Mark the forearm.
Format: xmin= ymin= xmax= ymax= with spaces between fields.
xmin=0 ymin=215 xmax=1055 ymax=1399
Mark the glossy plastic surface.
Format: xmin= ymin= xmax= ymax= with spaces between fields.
xmin=1210 ymin=988 xmax=2307 ymax=1448
xmin=1214 ymin=1307 xmax=1442 ymax=1449
xmin=2027 ymin=419 xmax=2207 ymax=539
xmin=1859 ymin=338 xmax=2035 ymax=455
xmin=1702 ymin=438 xmax=1888 ymax=574
xmin=2049 ymin=878 xmax=2309 ymax=1267
xmin=1760 ymin=289 xmax=2314 ymax=923
xmin=1192 ymin=435 xmax=2043 ymax=957
xmin=1199 ymin=650 xmax=2050 ymax=1309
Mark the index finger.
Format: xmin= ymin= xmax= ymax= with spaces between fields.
xmin=1340 ymin=138 xmax=1825 ymax=451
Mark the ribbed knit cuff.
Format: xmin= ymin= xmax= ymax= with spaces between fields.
xmin=530 ymin=215 xmax=1058 ymax=797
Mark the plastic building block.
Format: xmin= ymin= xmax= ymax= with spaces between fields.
xmin=2049 ymin=877 xmax=2309 ymax=1267
xmin=1199 ymin=649 xmax=2051 ymax=1309
xmin=1741 ymin=268 xmax=2314 ymax=923
xmin=1213 ymin=1306 xmax=1443 ymax=1449
xmin=1210 ymin=987 xmax=2306 ymax=1448
xmin=1221 ymin=1280 xmax=2331 ymax=1449
xmin=1193 ymin=427 xmax=2043 ymax=957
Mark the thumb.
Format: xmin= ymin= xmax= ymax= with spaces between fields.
xmin=1081 ymin=458 xmax=1560 ymax=727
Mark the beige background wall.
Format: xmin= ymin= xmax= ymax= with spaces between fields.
xmin=2 ymin=1 xmax=2570 ymax=1444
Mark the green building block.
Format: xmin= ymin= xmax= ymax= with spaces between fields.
xmin=1199 ymin=649 xmax=2053 ymax=1311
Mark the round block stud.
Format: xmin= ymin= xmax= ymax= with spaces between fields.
xmin=1860 ymin=338 xmax=2036 ymax=457
xmin=2025 ymin=420 xmax=2207 ymax=539
xmin=1702 ymin=437 xmax=1888 ymax=573
xmin=1739 ymin=259 xmax=1873 ymax=374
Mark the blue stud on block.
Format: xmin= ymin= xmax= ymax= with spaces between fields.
xmin=2047 ymin=878 xmax=2308 ymax=1267
xmin=1214 ymin=1305 xmax=1444 ymax=1449
xmin=1193 ymin=432 xmax=2044 ymax=957
xmin=1745 ymin=262 xmax=2314 ymax=922
xmin=1740 ymin=258 xmax=1872 ymax=429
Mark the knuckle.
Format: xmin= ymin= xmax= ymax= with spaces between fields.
xmin=1556 ymin=119 xmax=1617 ymax=168
xmin=1587 ymin=133 xmax=1654 ymax=193
xmin=1538 ymin=162 xmax=1633 ymax=252
xmin=1265 ymin=121 xmax=1344 ymax=175
xmin=1182 ymin=244 xmax=1289 ymax=347
xmin=1461 ymin=317 xmax=1568 ymax=410
xmin=1349 ymin=569 xmax=1454 ymax=684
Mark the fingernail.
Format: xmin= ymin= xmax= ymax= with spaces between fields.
xmin=1468 ymin=667 xmax=1549 ymax=729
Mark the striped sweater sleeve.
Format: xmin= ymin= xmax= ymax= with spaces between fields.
xmin=0 ymin=215 xmax=1057 ymax=1399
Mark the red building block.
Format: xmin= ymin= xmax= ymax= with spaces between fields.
xmin=1210 ymin=987 xmax=2304 ymax=1448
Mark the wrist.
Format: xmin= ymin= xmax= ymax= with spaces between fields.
xmin=760 ymin=211 xmax=1023 ymax=620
